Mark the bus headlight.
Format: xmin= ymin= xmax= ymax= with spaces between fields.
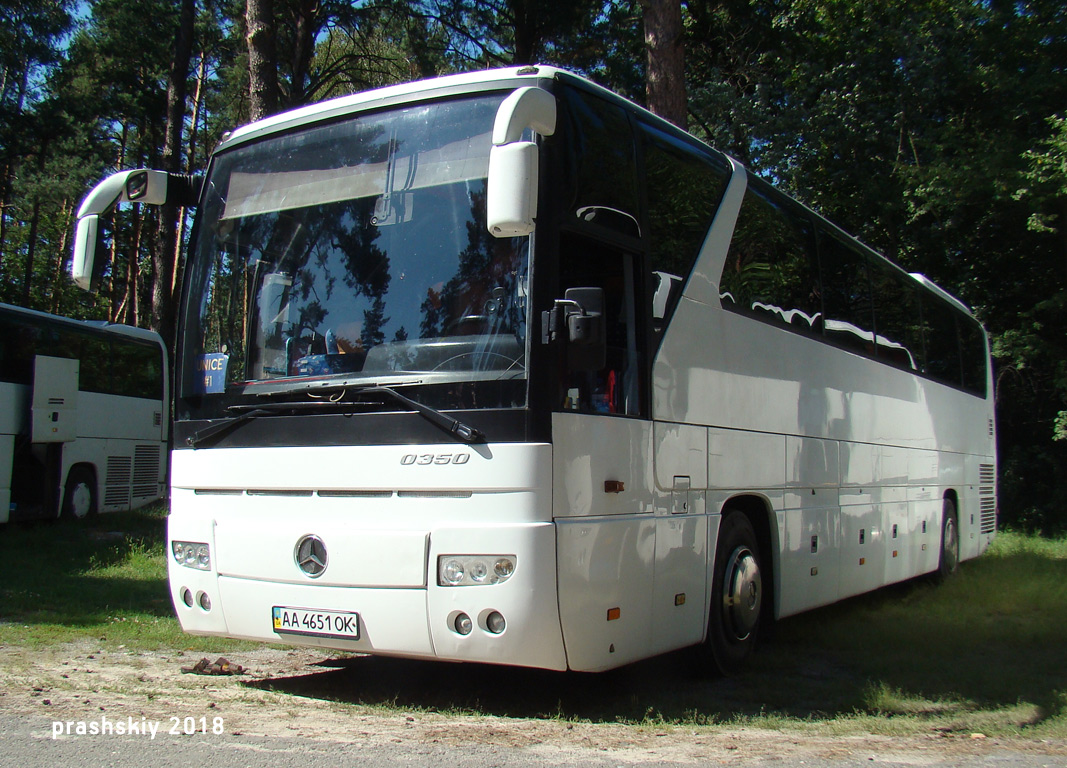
xmin=173 ymin=541 xmax=211 ymax=571
xmin=437 ymin=555 xmax=515 ymax=586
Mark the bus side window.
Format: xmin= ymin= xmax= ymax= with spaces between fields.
xmin=559 ymin=87 xmax=640 ymax=240
xmin=959 ymin=318 xmax=988 ymax=397
xmin=558 ymin=233 xmax=642 ymax=417
xmin=922 ymin=294 xmax=965 ymax=388
xmin=818 ymin=229 xmax=876 ymax=356
xmin=720 ymin=181 xmax=821 ymax=334
xmin=0 ymin=316 xmax=35 ymax=385
xmin=640 ymin=124 xmax=730 ymax=342
xmin=870 ymin=258 xmax=925 ymax=371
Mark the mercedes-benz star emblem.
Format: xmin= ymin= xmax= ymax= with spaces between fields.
xmin=294 ymin=535 xmax=328 ymax=578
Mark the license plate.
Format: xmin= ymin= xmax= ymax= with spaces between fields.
xmin=272 ymin=606 xmax=360 ymax=640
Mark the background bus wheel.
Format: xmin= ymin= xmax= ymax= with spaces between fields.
xmin=707 ymin=511 xmax=763 ymax=673
xmin=62 ymin=467 xmax=97 ymax=520
xmin=937 ymin=498 xmax=959 ymax=579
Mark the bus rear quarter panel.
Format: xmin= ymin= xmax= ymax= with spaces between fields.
xmin=650 ymin=292 xmax=996 ymax=621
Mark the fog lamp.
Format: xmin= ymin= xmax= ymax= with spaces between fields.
xmin=454 ymin=613 xmax=473 ymax=635
xmin=486 ymin=611 xmax=506 ymax=634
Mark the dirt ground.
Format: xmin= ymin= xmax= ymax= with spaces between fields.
xmin=3 ymin=640 xmax=1065 ymax=765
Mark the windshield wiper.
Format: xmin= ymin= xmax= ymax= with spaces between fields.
xmin=360 ymin=386 xmax=485 ymax=443
xmin=187 ymin=402 xmax=368 ymax=447
xmin=186 ymin=407 xmax=277 ymax=448
xmin=186 ymin=386 xmax=485 ymax=448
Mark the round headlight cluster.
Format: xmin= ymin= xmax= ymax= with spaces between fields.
xmin=437 ymin=555 xmax=516 ymax=587
xmin=172 ymin=541 xmax=211 ymax=571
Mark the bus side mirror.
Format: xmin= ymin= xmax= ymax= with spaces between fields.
xmin=486 ymin=86 xmax=556 ymax=239
xmin=541 ymin=287 xmax=606 ymax=371
xmin=72 ymin=170 xmax=201 ymax=291
xmin=72 ymin=169 xmax=169 ymax=291
xmin=72 ymin=215 xmax=107 ymax=292
xmin=487 ymin=141 xmax=538 ymax=237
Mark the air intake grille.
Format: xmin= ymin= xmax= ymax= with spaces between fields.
xmin=979 ymin=463 xmax=996 ymax=534
xmin=105 ymin=456 xmax=132 ymax=507
xmin=133 ymin=445 xmax=160 ymax=498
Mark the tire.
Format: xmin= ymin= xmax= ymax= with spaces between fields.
xmin=706 ymin=511 xmax=764 ymax=673
xmin=937 ymin=498 xmax=960 ymax=579
xmin=62 ymin=467 xmax=97 ymax=520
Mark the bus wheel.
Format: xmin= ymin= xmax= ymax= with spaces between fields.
xmin=707 ymin=511 xmax=763 ymax=673
xmin=937 ymin=498 xmax=959 ymax=579
xmin=62 ymin=467 xmax=97 ymax=520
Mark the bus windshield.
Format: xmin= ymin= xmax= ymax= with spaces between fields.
xmin=181 ymin=92 xmax=529 ymax=412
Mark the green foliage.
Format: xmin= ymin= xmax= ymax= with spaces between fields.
xmin=672 ymin=0 xmax=1067 ymax=534
xmin=4 ymin=0 xmax=1067 ymax=530
xmin=0 ymin=505 xmax=250 ymax=651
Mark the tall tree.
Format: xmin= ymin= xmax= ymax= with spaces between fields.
xmin=246 ymin=0 xmax=279 ymax=120
xmin=640 ymin=0 xmax=687 ymax=128
xmin=0 ymin=0 xmax=73 ymax=292
xmin=153 ymin=0 xmax=197 ymax=349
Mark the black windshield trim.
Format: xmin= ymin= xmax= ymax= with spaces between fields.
xmin=174 ymin=408 xmax=528 ymax=450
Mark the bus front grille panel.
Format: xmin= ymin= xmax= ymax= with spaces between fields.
xmin=105 ymin=456 xmax=132 ymax=507
xmin=133 ymin=445 xmax=161 ymax=498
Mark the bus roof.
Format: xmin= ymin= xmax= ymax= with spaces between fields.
xmin=0 ymin=302 xmax=165 ymax=348
xmin=218 ymin=66 xmax=569 ymax=153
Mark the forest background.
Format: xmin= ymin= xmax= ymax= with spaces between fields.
xmin=2 ymin=0 xmax=1066 ymax=533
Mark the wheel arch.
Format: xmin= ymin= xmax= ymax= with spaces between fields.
xmin=944 ymin=487 xmax=960 ymax=515
xmin=717 ymin=493 xmax=779 ymax=622
xmin=60 ymin=462 xmax=99 ymax=519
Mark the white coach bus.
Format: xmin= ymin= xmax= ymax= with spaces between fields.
xmin=0 ymin=303 xmax=167 ymax=523
xmin=72 ymin=66 xmax=995 ymax=672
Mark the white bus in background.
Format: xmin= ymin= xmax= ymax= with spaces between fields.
xmin=72 ymin=66 xmax=995 ymax=673
xmin=0 ymin=303 xmax=168 ymax=523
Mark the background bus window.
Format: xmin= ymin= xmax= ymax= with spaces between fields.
xmin=0 ymin=315 xmax=36 ymax=385
xmin=818 ymin=230 xmax=875 ymax=356
xmin=110 ymin=341 xmax=164 ymax=399
xmin=557 ymin=232 xmax=642 ymax=417
xmin=720 ymin=182 xmax=821 ymax=335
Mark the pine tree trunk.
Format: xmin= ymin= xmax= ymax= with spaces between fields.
xmin=641 ymin=0 xmax=687 ymax=130
xmin=152 ymin=0 xmax=195 ymax=347
xmin=247 ymin=0 xmax=280 ymax=122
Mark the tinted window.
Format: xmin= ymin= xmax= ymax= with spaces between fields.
xmin=0 ymin=310 xmax=161 ymax=398
xmin=641 ymin=124 xmax=731 ymax=338
xmin=869 ymin=259 xmax=924 ymax=371
xmin=921 ymin=295 xmax=963 ymax=387
xmin=558 ymin=233 xmax=641 ymax=417
xmin=0 ymin=315 xmax=36 ymax=385
xmin=720 ymin=180 xmax=821 ymax=335
xmin=559 ymin=87 xmax=641 ymax=238
xmin=818 ymin=230 xmax=875 ymax=356
xmin=959 ymin=316 xmax=988 ymax=396
xmin=111 ymin=340 xmax=164 ymax=399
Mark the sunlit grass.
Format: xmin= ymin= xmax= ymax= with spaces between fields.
xmin=0 ymin=505 xmax=248 ymax=651
xmin=1 ymin=511 xmax=1065 ymax=739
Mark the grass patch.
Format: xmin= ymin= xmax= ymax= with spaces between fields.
xmin=2 ymin=512 xmax=1065 ymax=740
xmin=252 ymin=531 xmax=1067 ymax=739
xmin=0 ymin=504 xmax=249 ymax=652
